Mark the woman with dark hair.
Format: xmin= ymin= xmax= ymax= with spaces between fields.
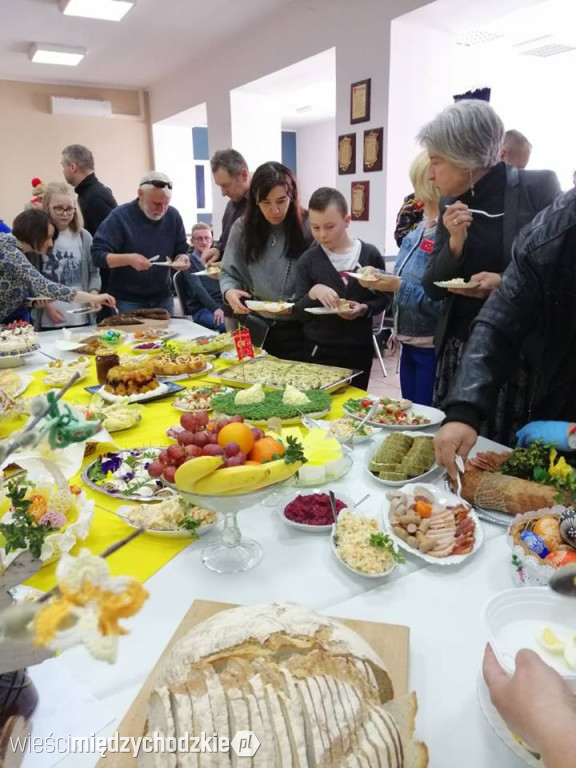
xmin=0 ymin=209 xmax=114 ymax=324
xmin=219 ymin=161 xmax=311 ymax=360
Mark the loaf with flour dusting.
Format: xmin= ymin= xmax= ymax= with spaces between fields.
xmin=140 ymin=602 xmax=428 ymax=768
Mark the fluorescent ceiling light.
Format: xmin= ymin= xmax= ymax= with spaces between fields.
xmin=29 ymin=43 xmax=86 ymax=66
xmin=59 ymin=0 xmax=135 ymax=21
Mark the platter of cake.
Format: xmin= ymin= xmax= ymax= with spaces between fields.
xmin=366 ymin=432 xmax=438 ymax=486
xmin=82 ymin=447 xmax=177 ymax=501
xmin=99 ymin=599 xmax=426 ymax=768
xmin=212 ymin=356 xmax=360 ymax=392
xmin=210 ymin=383 xmax=332 ymax=426
xmin=383 ymin=483 xmax=483 ymax=565
xmin=172 ymin=384 xmax=234 ymax=412
xmin=343 ymin=395 xmax=444 ymax=429
xmin=115 ymin=497 xmax=218 ymax=538
xmin=84 ymin=361 xmax=185 ymax=404
xmin=0 ymin=321 xmax=40 ymax=363
xmin=332 ymin=507 xmax=405 ymax=578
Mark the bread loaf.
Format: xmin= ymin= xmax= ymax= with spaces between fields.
xmin=142 ymin=603 xmax=428 ymax=767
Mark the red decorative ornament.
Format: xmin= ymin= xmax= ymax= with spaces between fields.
xmin=233 ymin=328 xmax=255 ymax=360
xmin=421 ymin=238 xmax=434 ymax=253
xmin=31 ymin=177 xmax=42 ymax=188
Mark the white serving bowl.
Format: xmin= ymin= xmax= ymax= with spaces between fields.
xmin=276 ymin=489 xmax=355 ymax=533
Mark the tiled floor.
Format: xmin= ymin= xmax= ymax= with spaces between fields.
xmin=368 ymin=349 xmax=402 ymax=398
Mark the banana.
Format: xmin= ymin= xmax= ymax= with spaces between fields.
xmin=193 ymin=463 xmax=271 ymax=495
xmin=174 ymin=456 xmax=224 ymax=491
xmin=258 ymin=459 xmax=303 ymax=488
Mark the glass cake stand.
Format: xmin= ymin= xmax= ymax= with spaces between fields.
xmin=175 ymin=482 xmax=288 ymax=574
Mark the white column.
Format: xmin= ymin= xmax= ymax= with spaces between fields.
xmin=230 ymin=90 xmax=282 ymax=171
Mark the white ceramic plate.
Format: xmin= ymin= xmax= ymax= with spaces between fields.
xmin=157 ymin=361 xmax=214 ymax=381
xmin=115 ymin=504 xmax=219 ymax=538
xmin=343 ymin=395 xmax=444 ymax=430
xmin=94 ymin=381 xmax=171 ymax=404
xmin=304 ymin=305 xmax=351 ymax=315
xmin=477 ymin=673 xmax=542 ymax=766
xmin=131 ymin=341 xmax=163 ymax=352
xmin=433 ymin=279 xmax=481 ymax=289
xmin=245 ymin=301 xmax=294 ymax=313
xmin=0 ymin=373 xmax=33 ymax=398
xmin=382 ymin=482 xmax=484 ymax=565
xmin=312 ymin=418 xmax=375 ymax=444
xmin=192 ymin=268 xmax=221 ymax=277
xmin=331 ymin=508 xmax=398 ymax=579
xmin=276 ymin=489 xmax=355 ymax=533
xmin=172 ymin=385 xmax=235 ymax=412
xmin=131 ymin=329 xmax=177 ymax=341
xmin=482 ymin=587 xmax=576 ymax=684
xmin=364 ymin=432 xmax=438 ymax=486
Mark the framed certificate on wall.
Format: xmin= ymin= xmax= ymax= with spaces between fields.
xmin=363 ymin=127 xmax=383 ymax=172
xmin=350 ymin=78 xmax=371 ymax=124
xmin=351 ymin=181 xmax=370 ymax=221
xmin=338 ymin=133 xmax=356 ymax=174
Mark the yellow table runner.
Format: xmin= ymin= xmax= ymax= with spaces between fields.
xmin=1 ymin=349 xmax=365 ymax=591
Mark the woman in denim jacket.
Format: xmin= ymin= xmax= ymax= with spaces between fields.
xmin=359 ymin=152 xmax=444 ymax=405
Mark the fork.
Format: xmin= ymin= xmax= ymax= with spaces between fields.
xmin=468 ymin=209 xmax=504 ymax=218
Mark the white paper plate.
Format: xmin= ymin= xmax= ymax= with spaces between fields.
xmin=433 ymin=279 xmax=481 ymax=289
xmin=477 ymin=673 xmax=542 ymax=766
xmin=331 ymin=508 xmax=399 ymax=579
xmin=364 ymin=432 xmax=438 ymax=486
xmin=115 ymin=504 xmax=219 ymax=538
xmin=382 ymin=482 xmax=484 ymax=565
xmin=482 ymin=587 xmax=576 ymax=684
xmin=192 ymin=268 xmax=221 ymax=277
xmin=245 ymin=301 xmax=294 ymax=313
xmin=0 ymin=373 xmax=33 ymax=398
xmin=344 ymin=395 xmax=444 ymax=430
xmin=276 ymin=489 xmax=355 ymax=533
xmin=304 ymin=305 xmax=351 ymax=315
xmin=346 ymin=271 xmax=380 ymax=282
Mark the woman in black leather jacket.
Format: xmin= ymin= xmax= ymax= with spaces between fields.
xmin=418 ymin=99 xmax=560 ymax=443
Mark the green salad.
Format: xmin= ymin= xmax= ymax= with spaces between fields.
xmin=211 ymin=388 xmax=331 ymax=421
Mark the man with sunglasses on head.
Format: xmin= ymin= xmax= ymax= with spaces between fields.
xmin=91 ymin=171 xmax=189 ymax=314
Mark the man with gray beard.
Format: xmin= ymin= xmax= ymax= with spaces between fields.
xmin=91 ymin=171 xmax=189 ymax=313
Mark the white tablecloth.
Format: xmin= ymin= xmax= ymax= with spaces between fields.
xmin=11 ymin=320 xmax=525 ymax=767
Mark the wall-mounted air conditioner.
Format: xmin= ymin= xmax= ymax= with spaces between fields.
xmin=50 ymin=96 xmax=113 ymax=117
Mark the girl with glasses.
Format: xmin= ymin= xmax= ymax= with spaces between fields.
xmin=40 ymin=182 xmax=100 ymax=329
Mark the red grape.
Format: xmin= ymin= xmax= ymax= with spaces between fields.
xmin=184 ymin=444 xmax=202 ymax=458
xmin=178 ymin=430 xmax=196 ymax=446
xmin=180 ymin=413 xmax=199 ymax=431
xmin=158 ymin=451 xmax=169 ymax=465
xmin=202 ymin=444 xmax=224 ymax=456
xmin=208 ymin=433 xmax=219 ymax=444
xmin=224 ymin=455 xmax=245 ymax=467
xmin=167 ymin=444 xmax=185 ymax=462
xmin=251 ymin=427 xmax=264 ymax=441
xmin=192 ymin=431 xmax=210 ymax=448
xmin=147 ymin=460 xmax=164 ymax=478
xmin=230 ymin=415 xmax=244 ymax=423
xmin=195 ymin=411 xmax=209 ymax=427
xmin=224 ymin=441 xmax=241 ymax=457
xmin=163 ymin=466 xmax=177 ymax=483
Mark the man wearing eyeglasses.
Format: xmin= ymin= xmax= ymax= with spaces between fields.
xmin=180 ymin=222 xmax=225 ymax=332
xmin=91 ymin=171 xmax=190 ymax=314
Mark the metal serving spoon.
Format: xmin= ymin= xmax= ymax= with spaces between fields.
xmin=548 ymin=564 xmax=576 ymax=597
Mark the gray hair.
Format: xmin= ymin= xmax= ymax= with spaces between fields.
xmin=210 ymin=149 xmax=248 ymax=177
xmin=61 ymin=144 xmax=94 ymax=172
xmin=417 ymin=100 xmax=504 ymax=170
xmin=191 ymin=222 xmax=211 ymax=235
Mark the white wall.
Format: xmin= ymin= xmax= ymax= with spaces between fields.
xmin=149 ymin=0 xmax=434 ymax=249
xmin=152 ymin=123 xmax=195 ymax=233
xmin=230 ymin=90 xmax=282 ymax=168
xmin=295 ymin=119 xmax=336 ymax=206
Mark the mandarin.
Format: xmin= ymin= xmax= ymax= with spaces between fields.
xmin=249 ymin=437 xmax=285 ymax=464
xmin=217 ymin=422 xmax=255 ymax=455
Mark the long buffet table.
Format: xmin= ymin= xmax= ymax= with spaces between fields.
xmin=7 ymin=318 xmax=526 ymax=767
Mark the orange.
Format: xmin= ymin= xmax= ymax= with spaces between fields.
xmin=217 ymin=422 xmax=255 ymax=455
xmin=249 ymin=437 xmax=285 ymax=464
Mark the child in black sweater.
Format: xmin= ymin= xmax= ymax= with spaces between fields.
xmin=294 ymin=188 xmax=390 ymax=390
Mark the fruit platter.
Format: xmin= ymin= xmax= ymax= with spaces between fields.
xmin=210 ymin=383 xmax=332 ymax=425
xmin=212 ymin=357 xmax=358 ymax=392
xmin=367 ymin=432 xmax=437 ymax=485
xmin=331 ymin=508 xmax=404 ymax=578
xmin=172 ymin=333 xmax=234 ymax=355
xmin=384 ymin=483 xmax=483 ymax=564
xmin=343 ymin=396 xmax=444 ymax=429
xmin=82 ymin=448 xmax=177 ymax=501
xmin=115 ymin=497 xmax=218 ymax=539
xmin=172 ymin=385 xmax=234 ymax=412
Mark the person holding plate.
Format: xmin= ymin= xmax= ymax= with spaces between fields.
xmin=293 ymin=187 xmax=389 ymax=390
xmin=219 ymin=161 xmax=312 ymax=360
xmin=417 ymin=99 xmax=560 ymax=443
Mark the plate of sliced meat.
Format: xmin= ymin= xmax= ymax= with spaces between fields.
xmin=383 ymin=482 xmax=483 ymax=565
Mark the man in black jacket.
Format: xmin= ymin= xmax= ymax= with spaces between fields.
xmin=434 ymin=188 xmax=575 ymax=477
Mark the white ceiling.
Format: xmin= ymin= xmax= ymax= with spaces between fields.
xmin=0 ymin=0 xmax=295 ymax=89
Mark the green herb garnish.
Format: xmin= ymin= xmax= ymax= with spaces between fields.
xmin=210 ymin=388 xmax=331 ymax=421
xmin=0 ymin=481 xmax=52 ymax=558
xmin=283 ymin=436 xmax=307 ymax=465
xmin=369 ymin=532 xmax=405 ymax=564
xmin=180 ymin=514 xmax=201 ymax=539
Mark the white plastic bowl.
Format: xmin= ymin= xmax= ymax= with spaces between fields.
xmin=482 ymin=587 xmax=576 ymax=689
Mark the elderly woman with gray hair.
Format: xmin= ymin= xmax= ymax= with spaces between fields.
xmin=420 ymin=99 xmax=560 ymax=444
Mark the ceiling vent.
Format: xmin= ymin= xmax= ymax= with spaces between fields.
xmin=513 ymin=34 xmax=576 ymax=57
xmin=456 ymin=29 xmax=504 ymax=47
xmin=50 ymin=96 xmax=113 ymax=117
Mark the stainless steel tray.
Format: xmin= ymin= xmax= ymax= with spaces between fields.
xmin=208 ymin=357 xmax=361 ymax=393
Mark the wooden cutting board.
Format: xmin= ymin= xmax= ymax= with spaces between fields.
xmin=96 ymin=599 xmax=409 ymax=768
